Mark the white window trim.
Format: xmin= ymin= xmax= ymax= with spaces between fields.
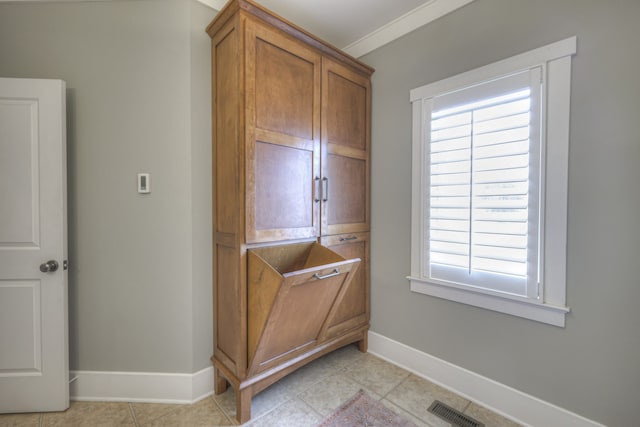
xmin=408 ymin=37 xmax=576 ymax=327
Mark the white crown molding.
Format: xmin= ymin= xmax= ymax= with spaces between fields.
xmin=197 ymin=0 xmax=225 ymax=11
xmin=368 ymin=331 xmax=605 ymax=427
xmin=343 ymin=0 xmax=477 ymax=58
xmin=0 ymin=0 xmax=226 ymax=7
xmin=2 ymin=0 xmax=473 ymax=58
xmin=195 ymin=0 xmax=477 ymax=57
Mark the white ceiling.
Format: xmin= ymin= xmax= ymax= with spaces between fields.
xmin=202 ymin=0 xmax=475 ymax=57
xmin=252 ymin=0 xmax=428 ymax=49
xmin=0 ymin=0 xmax=475 ymax=57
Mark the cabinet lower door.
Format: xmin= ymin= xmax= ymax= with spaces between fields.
xmin=321 ymin=233 xmax=370 ymax=338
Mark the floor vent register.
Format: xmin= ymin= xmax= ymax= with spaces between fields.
xmin=427 ymin=400 xmax=485 ymax=427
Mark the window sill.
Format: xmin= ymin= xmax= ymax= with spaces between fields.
xmin=407 ymin=276 xmax=570 ymax=327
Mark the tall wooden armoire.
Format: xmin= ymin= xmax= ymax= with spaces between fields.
xmin=206 ymin=0 xmax=373 ymax=422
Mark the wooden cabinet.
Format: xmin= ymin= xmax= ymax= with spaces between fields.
xmin=207 ymin=0 xmax=373 ymax=423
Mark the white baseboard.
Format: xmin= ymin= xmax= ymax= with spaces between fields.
xmin=69 ymin=366 xmax=214 ymax=404
xmin=368 ymin=331 xmax=604 ymax=427
xmin=69 ymin=334 xmax=603 ymax=426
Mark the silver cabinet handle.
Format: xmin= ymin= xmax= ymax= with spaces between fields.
xmin=313 ymin=268 xmax=339 ymax=280
xmin=339 ymin=236 xmax=358 ymax=242
xmin=322 ymin=177 xmax=329 ymax=202
xmin=314 ymin=176 xmax=321 ymax=203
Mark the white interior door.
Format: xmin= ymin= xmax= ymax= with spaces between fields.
xmin=0 ymin=77 xmax=68 ymax=413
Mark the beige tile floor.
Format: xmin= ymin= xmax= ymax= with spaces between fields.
xmin=0 ymin=345 xmax=521 ymax=427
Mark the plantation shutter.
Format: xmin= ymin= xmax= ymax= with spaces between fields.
xmin=426 ymin=68 xmax=542 ymax=297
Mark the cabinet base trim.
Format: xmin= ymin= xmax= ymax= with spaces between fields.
xmin=213 ymin=326 xmax=368 ymax=423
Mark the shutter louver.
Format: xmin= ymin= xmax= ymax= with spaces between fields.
xmin=427 ymin=70 xmax=540 ymax=296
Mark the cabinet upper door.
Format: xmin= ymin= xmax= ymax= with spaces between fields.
xmin=321 ymin=58 xmax=371 ymax=236
xmin=245 ymin=19 xmax=322 ymax=243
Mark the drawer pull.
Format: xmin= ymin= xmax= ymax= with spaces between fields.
xmin=339 ymin=236 xmax=358 ymax=242
xmin=313 ymin=269 xmax=340 ymax=280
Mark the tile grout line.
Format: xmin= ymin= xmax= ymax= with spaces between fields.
xmin=127 ymin=402 xmax=139 ymax=427
xmin=246 ymin=391 xmax=297 ymax=426
xmin=297 ymin=392 xmax=327 ymax=420
xmin=292 ymin=352 xmax=368 ymax=417
xmin=210 ymin=394 xmax=238 ymax=426
xmin=305 ymin=399 xmax=325 ymax=422
xmin=244 ymin=349 xmax=366 ymax=425
xmin=212 ymin=347 xmax=369 ymax=425
xmin=381 ymin=397 xmax=439 ymax=427
xmin=280 ymin=353 xmax=358 ymax=422
xmin=374 ymin=373 xmax=431 ymax=425
xmin=340 ymin=357 xmax=411 ymax=401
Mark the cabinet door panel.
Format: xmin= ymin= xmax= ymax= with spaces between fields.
xmin=321 ymin=233 xmax=369 ymax=338
xmin=246 ymin=19 xmax=321 ymax=243
xmin=327 ymin=154 xmax=366 ymax=226
xmin=255 ymin=40 xmax=314 ymax=140
xmin=325 ymin=71 xmax=367 ymax=151
xmin=254 ymin=141 xmax=314 ymax=231
xmin=321 ymin=58 xmax=371 ymax=235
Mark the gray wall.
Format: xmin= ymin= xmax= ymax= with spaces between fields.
xmin=0 ymin=0 xmax=216 ymax=373
xmin=2 ymin=0 xmax=639 ymax=424
xmin=190 ymin=0 xmax=215 ymax=372
xmin=362 ymin=0 xmax=640 ymax=425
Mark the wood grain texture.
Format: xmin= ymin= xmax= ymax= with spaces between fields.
xmin=247 ymin=243 xmax=360 ymax=375
xmin=245 ymin=17 xmax=321 ymax=243
xmin=254 ymin=141 xmax=314 ymax=230
xmin=321 ymin=57 xmax=372 ymax=236
xmin=215 ymin=244 xmax=242 ymax=370
xmin=322 ymin=233 xmax=370 ymax=339
xmin=211 ymin=15 xmax=245 ymax=380
xmin=208 ymin=2 xmax=372 ymax=423
xmin=232 ymin=0 xmax=374 ymax=76
xmin=213 ymin=23 xmax=239 ymax=234
xmin=325 ymin=71 xmax=367 ymax=150
xmin=247 ymin=250 xmax=281 ymax=364
xmin=327 ymin=155 xmax=366 ymax=225
xmin=255 ymin=39 xmax=315 ymax=139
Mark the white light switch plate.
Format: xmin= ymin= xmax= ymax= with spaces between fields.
xmin=137 ymin=173 xmax=150 ymax=193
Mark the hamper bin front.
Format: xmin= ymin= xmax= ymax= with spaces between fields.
xmin=247 ymin=242 xmax=360 ymax=375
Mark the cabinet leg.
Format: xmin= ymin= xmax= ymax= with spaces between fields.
xmin=213 ymin=367 xmax=228 ymax=395
xmin=358 ymin=333 xmax=368 ymax=353
xmin=235 ymin=387 xmax=252 ymax=424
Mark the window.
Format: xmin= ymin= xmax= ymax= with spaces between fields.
xmin=408 ymin=37 xmax=576 ymax=327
